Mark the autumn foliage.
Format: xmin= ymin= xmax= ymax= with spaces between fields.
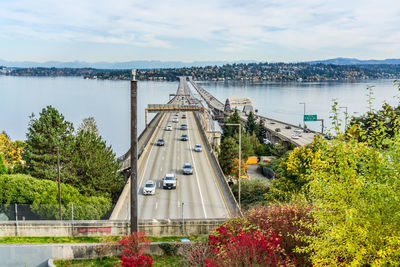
xmin=118 ymin=232 xmax=153 ymax=267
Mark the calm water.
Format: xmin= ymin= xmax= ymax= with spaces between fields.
xmin=1 ymin=76 xmax=398 ymax=155
xmin=0 ymin=76 xmax=176 ymax=156
xmin=199 ymin=79 xmax=398 ymax=132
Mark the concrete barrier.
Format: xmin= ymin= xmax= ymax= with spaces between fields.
xmin=0 ymin=219 xmax=226 ymax=237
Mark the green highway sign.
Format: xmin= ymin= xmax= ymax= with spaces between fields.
xmin=304 ymin=114 xmax=317 ymax=121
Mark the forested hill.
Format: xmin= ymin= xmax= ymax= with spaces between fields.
xmin=2 ymin=62 xmax=400 ymax=82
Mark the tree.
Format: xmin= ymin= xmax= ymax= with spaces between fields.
xmin=77 ymin=116 xmax=99 ymax=136
xmin=218 ymin=137 xmax=238 ymax=175
xmin=302 ymin=135 xmax=400 ymax=265
xmin=221 ymin=110 xmax=242 ymax=140
xmin=245 ymin=111 xmax=258 ymax=135
xmin=71 ymin=118 xmax=123 ymax=200
xmin=0 ymin=154 xmax=7 ymax=174
xmin=257 ymin=119 xmax=267 ymax=143
xmin=24 ymin=106 xmax=75 ymax=183
xmin=0 ymin=131 xmax=24 ymax=168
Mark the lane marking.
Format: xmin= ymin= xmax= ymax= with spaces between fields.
xmin=187 ymin=113 xmax=207 ymax=218
xmin=138 ymin=113 xmax=167 ymax=192
xmin=155 ymin=202 xmax=158 ymax=210
xmin=194 ymin=112 xmax=232 ymax=218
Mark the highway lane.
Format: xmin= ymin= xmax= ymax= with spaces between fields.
xmin=112 ymin=81 xmax=230 ymax=220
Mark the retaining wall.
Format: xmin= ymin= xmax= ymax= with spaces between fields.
xmin=0 ymin=219 xmax=226 ymax=237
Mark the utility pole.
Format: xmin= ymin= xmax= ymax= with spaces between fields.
xmin=299 ymin=102 xmax=306 ymax=131
xmin=57 ymin=147 xmax=62 ymax=220
xmin=131 ymin=69 xmax=138 ymax=233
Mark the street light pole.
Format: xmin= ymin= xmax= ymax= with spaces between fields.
xmin=299 ymin=102 xmax=306 ymax=131
xmin=221 ymin=123 xmax=241 ymax=210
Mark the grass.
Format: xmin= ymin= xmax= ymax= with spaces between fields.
xmin=54 ymin=255 xmax=182 ymax=267
xmin=0 ymin=235 xmax=207 ymax=244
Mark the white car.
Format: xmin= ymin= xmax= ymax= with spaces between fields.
xmin=143 ymin=180 xmax=156 ymax=195
xmin=291 ymin=135 xmax=300 ymax=139
xmin=172 ymin=117 xmax=179 ymax=123
xmin=165 ymin=125 xmax=172 ymax=131
xmin=194 ymin=144 xmax=202 ymax=152
xmin=163 ymin=173 xmax=177 ymax=189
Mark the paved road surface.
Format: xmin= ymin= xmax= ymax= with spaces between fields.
xmin=112 ymin=82 xmax=230 ymax=220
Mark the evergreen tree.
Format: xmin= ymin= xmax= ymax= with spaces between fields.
xmin=71 ymin=118 xmax=123 ymax=201
xmin=257 ymin=119 xmax=267 ymax=143
xmin=24 ymin=106 xmax=75 ymax=182
xmin=245 ymin=111 xmax=258 ymax=135
xmin=219 ymin=137 xmax=238 ymax=175
xmin=222 ymin=110 xmax=242 ymax=140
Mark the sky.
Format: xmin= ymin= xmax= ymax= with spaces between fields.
xmin=0 ymin=0 xmax=399 ymax=63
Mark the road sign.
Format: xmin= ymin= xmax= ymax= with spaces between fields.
xmin=304 ymin=115 xmax=317 ymax=121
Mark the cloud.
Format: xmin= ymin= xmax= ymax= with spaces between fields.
xmin=0 ymin=0 xmax=399 ymax=59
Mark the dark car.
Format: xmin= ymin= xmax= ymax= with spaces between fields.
xmin=183 ymin=163 xmax=193 ymax=175
xmin=275 ymin=128 xmax=281 ymax=132
xmin=156 ymin=138 xmax=165 ymax=146
xmin=181 ymin=134 xmax=188 ymax=141
xmin=285 ymin=125 xmax=292 ymax=129
xmin=182 ymin=114 xmax=187 ymax=119
xmin=181 ymin=123 xmax=188 ymax=130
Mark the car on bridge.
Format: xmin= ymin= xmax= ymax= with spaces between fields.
xmin=143 ymin=180 xmax=156 ymax=195
xmin=156 ymin=138 xmax=165 ymax=146
xmin=181 ymin=134 xmax=188 ymax=141
xmin=275 ymin=128 xmax=281 ymax=132
xmin=172 ymin=117 xmax=179 ymax=123
xmin=181 ymin=123 xmax=188 ymax=130
xmin=291 ymin=135 xmax=300 ymax=139
xmin=183 ymin=163 xmax=193 ymax=175
xmin=182 ymin=114 xmax=187 ymax=119
xmin=163 ymin=173 xmax=177 ymax=189
xmin=165 ymin=125 xmax=172 ymax=131
xmin=285 ymin=125 xmax=292 ymax=129
xmin=194 ymin=144 xmax=202 ymax=152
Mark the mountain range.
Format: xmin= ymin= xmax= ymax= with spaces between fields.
xmin=1 ymin=58 xmax=400 ymax=69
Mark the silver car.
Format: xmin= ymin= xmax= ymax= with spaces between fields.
xmin=194 ymin=144 xmax=202 ymax=152
xmin=143 ymin=180 xmax=156 ymax=195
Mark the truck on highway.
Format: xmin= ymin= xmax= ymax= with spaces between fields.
xmin=163 ymin=173 xmax=177 ymax=189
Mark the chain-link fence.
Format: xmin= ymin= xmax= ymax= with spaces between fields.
xmin=0 ymin=203 xmax=116 ymax=221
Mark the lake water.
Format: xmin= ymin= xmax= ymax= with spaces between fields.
xmin=1 ymin=76 xmax=398 ymax=155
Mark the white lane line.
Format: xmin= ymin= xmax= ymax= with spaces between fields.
xmin=187 ymin=114 xmax=207 ymax=218
xmin=155 ymin=202 xmax=158 ymax=210
xmin=177 ymin=200 xmax=180 ymax=208
xmin=138 ymin=114 xmax=165 ymax=192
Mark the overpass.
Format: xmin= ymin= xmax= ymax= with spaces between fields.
xmin=111 ymin=77 xmax=240 ymax=220
xmin=188 ymin=77 xmax=316 ymax=147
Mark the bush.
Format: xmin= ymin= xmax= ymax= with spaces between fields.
xmin=208 ymin=223 xmax=290 ymax=266
xmin=0 ymin=174 xmax=111 ymax=220
xmin=118 ymin=232 xmax=153 ymax=267
xmin=231 ymin=178 xmax=270 ymax=209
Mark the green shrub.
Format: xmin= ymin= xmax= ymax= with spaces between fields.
xmin=0 ymin=174 xmax=111 ymax=220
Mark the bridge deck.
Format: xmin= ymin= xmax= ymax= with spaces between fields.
xmin=111 ymin=79 xmax=232 ymax=220
xmin=188 ymin=78 xmax=316 ymax=146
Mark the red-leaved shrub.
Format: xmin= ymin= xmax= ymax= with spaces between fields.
xmin=118 ymin=232 xmax=153 ymax=267
xmin=208 ymin=222 xmax=290 ymax=266
xmin=246 ymin=204 xmax=313 ymax=266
